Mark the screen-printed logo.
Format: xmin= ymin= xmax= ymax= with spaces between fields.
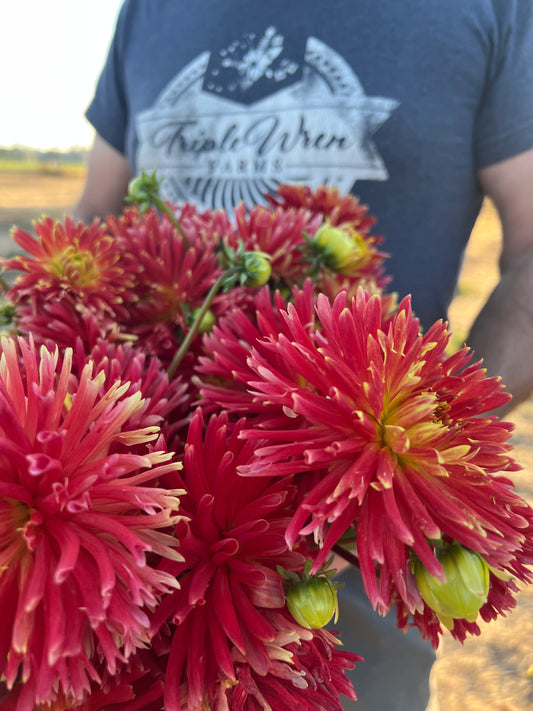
xmin=136 ymin=28 xmax=398 ymax=211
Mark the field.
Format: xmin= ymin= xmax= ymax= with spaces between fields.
xmin=1 ymin=170 xmax=533 ymax=710
xmin=0 ymin=169 xmax=86 ymax=253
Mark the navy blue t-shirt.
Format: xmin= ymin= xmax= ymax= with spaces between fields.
xmin=86 ymin=0 xmax=533 ymax=329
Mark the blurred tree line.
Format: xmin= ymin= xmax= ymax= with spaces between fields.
xmin=0 ymin=145 xmax=88 ymax=168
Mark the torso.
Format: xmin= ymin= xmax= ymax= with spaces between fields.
xmin=88 ymin=0 xmax=533 ymax=327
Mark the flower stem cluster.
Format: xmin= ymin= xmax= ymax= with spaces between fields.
xmin=126 ymin=171 xmax=190 ymax=246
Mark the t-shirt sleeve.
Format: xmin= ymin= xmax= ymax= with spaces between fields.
xmin=84 ymin=0 xmax=132 ymax=154
xmin=475 ymin=0 xmax=533 ymax=167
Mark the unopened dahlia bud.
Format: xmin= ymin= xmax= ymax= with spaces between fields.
xmin=313 ymin=222 xmax=365 ymax=274
xmin=0 ymin=303 xmax=16 ymax=336
xmin=190 ymin=307 xmax=216 ymax=334
xmin=127 ymin=171 xmax=161 ymax=204
xmin=242 ymin=252 xmax=272 ymax=287
xmin=414 ymin=542 xmax=490 ymax=628
xmin=286 ymin=574 xmax=339 ymax=629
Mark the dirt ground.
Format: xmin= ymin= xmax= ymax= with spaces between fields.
xmin=1 ymin=172 xmax=533 ymax=710
xmin=434 ymin=203 xmax=533 ymax=711
xmin=0 ymin=170 xmax=86 ymax=255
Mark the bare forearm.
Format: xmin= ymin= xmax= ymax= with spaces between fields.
xmin=467 ymin=247 xmax=533 ymax=416
xmin=72 ymin=134 xmax=132 ymax=223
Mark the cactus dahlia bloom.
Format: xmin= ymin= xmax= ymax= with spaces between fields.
xmin=0 ymin=648 xmax=167 ymax=711
xmin=228 ymin=203 xmax=322 ymax=285
xmin=0 ymin=336 xmax=184 ymax=710
xmin=266 ymin=184 xmax=389 ymax=293
xmin=196 ymin=281 xmax=318 ymax=418
xmin=267 ymin=184 xmax=378 ymax=233
xmin=151 ymin=411 xmax=358 ymax=711
xmin=1 ymin=217 xmax=135 ymax=319
xmin=105 ymin=207 xmax=224 ymax=326
xmin=9 ymin=298 xmax=122 ymax=354
xmin=223 ymin=629 xmax=360 ymax=711
xmin=218 ymin=289 xmax=533 ymax=630
xmin=103 ymin=207 xmax=229 ymax=365
xmin=72 ymin=340 xmax=192 ymax=450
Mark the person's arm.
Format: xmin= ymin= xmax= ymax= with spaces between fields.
xmin=73 ymin=134 xmax=132 ymax=222
xmin=467 ymin=147 xmax=533 ymax=416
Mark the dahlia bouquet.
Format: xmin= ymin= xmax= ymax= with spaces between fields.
xmin=0 ymin=175 xmax=532 ymax=711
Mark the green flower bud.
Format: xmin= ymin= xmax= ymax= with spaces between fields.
xmin=0 ymin=302 xmax=16 ymax=327
xmin=313 ymin=222 xmax=365 ymax=274
xmin=190 ymin=307 xmax=216 ymax=334
xmin=127 ymin=171 xmax=161 ymax=203
xmin=414 ymin=543 xmax=490 ymax=629
xmin=286 ymin=575 xmax=339 ymax=629
xmin=242 ymin=252 xmax=272 ymax=287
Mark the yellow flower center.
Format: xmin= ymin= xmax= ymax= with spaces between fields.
xmin=48 ymin=246 xmax=102 ymax=289
xmin=381 ymin=423 xmax=410 ymax=454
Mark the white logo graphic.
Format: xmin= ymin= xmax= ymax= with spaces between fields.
xmin=211 ymin=27 xmax=299 ymax=92
xmin=136 ymin=29 xmax=399 ymax=211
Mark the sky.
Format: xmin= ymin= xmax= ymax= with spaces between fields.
xmin=0 ymin=0 xmax=124 ymax=151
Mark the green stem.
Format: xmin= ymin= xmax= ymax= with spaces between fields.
xmin=332 ymin=544 xmax=360 ymax=570
xmin=152 ymin=195 xmax=190 ymax=249
xmin=167 ymin=268 xmax=238 ymax=379
xmin=0 ymin=275 xmax=10 ymax=293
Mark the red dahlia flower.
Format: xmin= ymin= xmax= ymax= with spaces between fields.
xmin=224 ymin=628 xmax=360 ymax=711
xmin=0 ymin=647 xmax=166 ymax=711
xmin=196 ymin=281 xmax=318 ymax=419
xmin=1 ymin=217 xmax=135 ymax=319
xmin=201 ymin=288 xmax=533 ymax=641
xmin=104 ymin=207 xmax=230 ymax=365
xmin=0 ymin=336 xmax=184 ymax=710
xmin=72 ymin=339 xmax=192 ymax=450
xmin=8 ymin=298 xmax=122 ymax=354
xmin=106 ymin=206 xmax=224 ymax=323
xmin=175 ymin=200 xmax=235 ymax=247
xmin=267 ymin=184 xmax=378 ymax=232
xmin=152 ymin=410 xmax=358 ymax=711
xmin=227 ymin=203 xmax=322 ymax=286
xmin=266 ymin=184 xmax=390 ymax=294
